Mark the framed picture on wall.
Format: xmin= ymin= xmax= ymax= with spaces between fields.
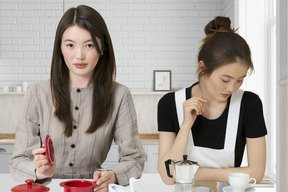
xmin=153 ymin=70 xmax=171 ymax=91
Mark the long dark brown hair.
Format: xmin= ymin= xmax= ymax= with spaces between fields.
xmin=197 ymin=16 xmax=254 ymax=79
xmin=50 ymin=5 xmax=116 ymax=137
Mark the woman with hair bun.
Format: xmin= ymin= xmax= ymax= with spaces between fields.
xmin=157 ymin=16 xmax=267 ymax=191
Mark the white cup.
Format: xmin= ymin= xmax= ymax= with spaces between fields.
xmin=22 ymin=82 xmax=28 ymax=92
xmin=15 ymin=86 xmax=22 ymax=92
xmin=3 ymin=86 xmax=9 ymax=92
xmin=229 ymin=173 xmax=256 ymax=192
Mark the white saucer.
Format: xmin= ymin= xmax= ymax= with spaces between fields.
xmin=222 ymin=186 xmax=255 ymax=192
xmin=109 ymin=185 xmax=131 ymax=192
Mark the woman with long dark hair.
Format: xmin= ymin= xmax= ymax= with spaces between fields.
xmin=9 ymin=5 xmax=146 ymax=191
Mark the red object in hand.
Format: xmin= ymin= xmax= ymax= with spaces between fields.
xmin=45 ymin=135 xmax=55 ymax=166
xmin=60 ymin=180 xmax=97 ymax=192
xmin=11 ymin=179 xmax=50 ymax=192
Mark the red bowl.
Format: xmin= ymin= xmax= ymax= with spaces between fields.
xmin=60 ymin=180 xmax=97 ymax=192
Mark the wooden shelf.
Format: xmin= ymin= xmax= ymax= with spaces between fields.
xmin=0 ymin=134 xmax=15 ymax=140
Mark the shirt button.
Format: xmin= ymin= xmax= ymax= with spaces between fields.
xmin=76 ymin=89 xmax=81 ymax=93
xmin=75 ymin=106 xmax=79 ymax=110
xmin=73 ymin=125 xmax=77 ymax=129
xmin=69 ymin=163 xmax=73 ymax=167
xmin=71 ymin=144 xmax=75 ymax=148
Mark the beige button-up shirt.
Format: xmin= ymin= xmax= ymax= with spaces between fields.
xmin=9 ymin=80 xmax=146 ymax=186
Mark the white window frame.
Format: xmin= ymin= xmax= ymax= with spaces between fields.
xmin=234 ymin=0 xmax=276 ymax=182
xmin=267 ymin=0 xmax=277 ymax=181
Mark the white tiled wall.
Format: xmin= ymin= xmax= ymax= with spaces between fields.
xmin=223 ymin=0 xmax=234 ymax=26
xmin=0 ymin=0 xmax=228 ymax=92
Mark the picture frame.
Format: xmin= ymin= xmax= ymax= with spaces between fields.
xmin=153 ymin=70 xmax=171 ymax=91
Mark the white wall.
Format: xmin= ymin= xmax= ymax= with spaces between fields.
xmin=234 ymin=0 xmax=268 ymax=102
xmin=277 ymin=0 xmax=288 ymax=191
xmin=0 ymin=0 xmax=224 ymax=92
xmin=223 ymin=0 xmax=234 ymax=26
xmin=277 ymin=81 xmax=288 ymax=191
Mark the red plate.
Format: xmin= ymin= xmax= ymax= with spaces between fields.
xmin=45 ymin=135 xmax=55 ymax=166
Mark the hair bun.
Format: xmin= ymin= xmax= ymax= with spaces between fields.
xmin=204 ymin=16 xmax=233 ymax=35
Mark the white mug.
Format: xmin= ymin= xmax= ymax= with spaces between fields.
xmin=229 ymin=173 xmax=256 ymax=192
xmin=15 ymin=86 xmax=22 ymax=92
xmin=22 ymin=82 xmax=28 ymax=92
xmin=3 ymin=86 xmax=9 ymax=92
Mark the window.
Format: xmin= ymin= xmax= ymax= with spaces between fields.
xmin=267 ymin=0 xmax=277 ymax=180
xmin=235 ymin=0 xmax=277 ymax=181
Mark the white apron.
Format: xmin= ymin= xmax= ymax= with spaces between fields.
xmin=175 ymin=88 xmax=244 ymax=192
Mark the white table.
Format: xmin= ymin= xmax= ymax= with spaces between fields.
xmin=0 ymin=173 xmax=276 ymax=192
